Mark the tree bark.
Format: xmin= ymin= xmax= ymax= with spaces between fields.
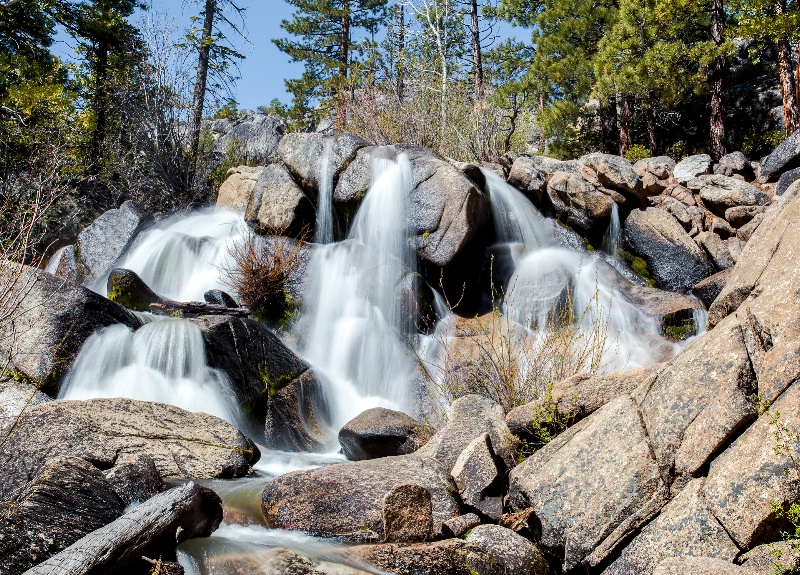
xmin=646 ymin=92 xmax=658 ymax=154
xmin=470 ymin=0 xmax=484 ymax=98
xmin=188 ymin=0 xmax=216 ymax=166
xmin=397 ymin=4 xmax=405 ymax=101
xmin=777 ymin=38 xmax=799 ymax=134
xmin=600 ymin=96 xmax=618 ymax=154
xmin=618 ymin=94 xmax=634 ymax=156
xmin=709 ymin=0 xmax=727 ymax=160
xmin=340 ymin=0 xmax=350 ymax=80
xmin=89 ymin=39 xmax=109 ymax=173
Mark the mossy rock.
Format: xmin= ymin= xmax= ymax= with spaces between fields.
xmin=106 ymin=268 xmax=164 ymax=312
xmin=617 ymin=248 xmax=657 ymax=287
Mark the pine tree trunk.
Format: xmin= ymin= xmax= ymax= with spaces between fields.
xmin=646 ymin=92 xmax=658 ymax=154
xmin=89 ymin=40 xmax=109 ymax=173
xmin=709 ymin=0 xmax=727 ymax=160
xmin=470 ymin=0 xmax=484 ymax=99
xmin=600 ymin=96 xmax=617 ymax=154
xmin=188 ymin=0 xmax=216 ymax=167
xmin=340 ymin=0 xmax=350 ymax=80
xmin=777 ymin=38 xmax=799 ymax=134
xmin=618 ymin=94 xmax=634 ymax=156
xmin=397 ymin=5 xmax=405 ymax=101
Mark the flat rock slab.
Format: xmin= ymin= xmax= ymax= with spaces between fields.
xmin=345 ymin=539 xmax=504 ymax=575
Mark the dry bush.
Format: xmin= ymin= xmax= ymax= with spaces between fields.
xmin=221 ymin=228 xmax=309 ymax=323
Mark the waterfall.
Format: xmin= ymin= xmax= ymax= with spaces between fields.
xmin=59 ymin=319 xmax=240 ymax=425
xmin=602 ymin=202 xmax=622 ymax=255
xmin=297 ymin=151 xmax=417 ymax=430
xmin=315 ymin=139 xmax=334 ymax=244
xmin=485 ymin=170 xmax=553 ymax=250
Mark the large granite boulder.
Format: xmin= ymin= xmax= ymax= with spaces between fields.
xmin=451 ymin=433 xmax=506 ymax=520
xmin=714 ymin=151 xmax=754 ymax=179
xmin=278 ymin=132 xmax=368 ymax=197
xmin=758 ymin=129 xmax=800 ymax=182
xmin=106 ymin=267 xmax=164 ymax=312
xmin=216 ymin=165 xmax=264 ymax=212
xmin=261 ymin=454 xmax=460 ymax=542
xmin=739 ymin=541 xmax=800 ymax=574
xmin=465 ymin=525 xmax=548 ymax=575
xmin=0 ymin=264 xmax=141 ymax=392
xmin=775 ymin=166 xmax=800 ymax=196
xmin=725 ymin=204 xmax=767 ymax=227
xmin=546 ymin=171 xmax=614 ymax=235
xmin=624 ymin=207 xmax=711 ymax=291
xmin=245 ymin=163 xmax=314 ymax=236
xmin=0 ymin=398 xmax=259 ymax=498
xmin=339 ymin=407 xmax=431 ymax=461
xmin=674 ymin=154 xmax=713 ymax=182
xmin=580 ymin=153 xmax=647 ymax=202
xmin=0 ymin=379 xmax=51 ymax=429
xmin=687 ymin=175 xmax=770 ymax=215
xmin=696 ymin=231 xmax=735 ymax=271
xmin=506 ymin=155 xmax=547 ymax=202
xmin=654 ymin=557 xmax=748 ymax=575
xmin=634 ymin=156 xmax=676 ymax=180
xmin=208 ymin=110 xmax=284 ymax=167
xmin=692 ymin=268 xmax=732 ymax=307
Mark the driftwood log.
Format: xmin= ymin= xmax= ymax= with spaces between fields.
xmin=149 ymin=300 xmax=249 ymax=318
xmin=23 ymin=482 xmax=222 ymax=575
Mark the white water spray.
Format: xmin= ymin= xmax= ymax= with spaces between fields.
xmin=602 ymin=202 xmax=622 ymax=255
xmin=315 ymin=139 xmax=335 ymax=244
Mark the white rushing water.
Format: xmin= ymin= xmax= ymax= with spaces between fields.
xmin=602 ymin=202 xmax=622 ymax=255
xmin=59 ymin=319 xmax=240 ymax=426
xmin=315 ymin=138 xmax=335 ymax=244
xmin=297 ymin=150 xmax=417 ymax=430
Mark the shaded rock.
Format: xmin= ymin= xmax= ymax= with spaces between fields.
xmin=245 ymin=163 xmax=314 ymax=236
xmin=507 ymin=155 xmax=547 ymax=202
xmin=106 ymin=267 xmax=164 ymax=312
xmin=689 ymin=175 xmax=770 ymax=215
xmin=696 ymin=231 xmax=735 ymax=271
xmin=338 ymin=407 xmax=431 ymax=461
xmin=209 ymin=111 xmax=284 ymax=167
xmin=0 ymin=457 xmax=124 ymax=575
xmin=103 ymin=455 xmax=166 ymax=506
xmin=758 ymin=130 xmax=800 ymax=182
xmin=727 ymin=237 xmax=745 ymax=261
xmin=216 ymin=165 xmax=264 ymax=212
xmin=663 ymin=183 xmax=697 ymax=206
xmin=739 ymin=541 xmax=800 ymax=574
xmin=737 ymin=213 xmax=765 ymax=242
xmin=345 ymin=539 xmax=500 ymax=575
xmin=0 ymin=398 xmax=258 ymax=498
xmin=278 ymin=132 xmax=368 ymax=196
xmin=75 ymin=200 xmax=153 ymax=283
xmin=624 ymin=207 xmax=711 ymax=292
xmin=654 ymin=557 xmax=747 ymax=575
xmin=204 ymin=289 xmax=238 ymax=308
xmin=775 ymin=166 xmax=800 ymax=196
xmin=674 ymin=154 xmax=713 ymax=182
xmin=711 ymin=216 xmax=736 ymax=239
xmin=0 ymin=264 xmax=141 ymax=392
xmin=466 ymin=525 xmax=548 ymax=575
xmin=0 ymin=379 xmax=51 ymax=429
xmin=25 ymin=482 xmax=222 ymax=575
xmin=508 ymin=395 xmax=668 ymax=572
xmin=441 ymin=513 xmax=482 ymax=538
xmin=265 ymin=370 xmax=329 ymax=452
xmin=714 ymin=151 xmax=755 ymax=179
xmin=546 ymin=171 xmax=614 ymax=234
xmin=703 ymin=382 xmax=800 ymax=550
xmin=634 ymin=156 xmax=676 ymax=180
xmin=580 ymin=153 xmax=645 ymax=201
xmin=602 ymin=479 xmax=740 ymax=575
xmin=382 ymin=484 xmax=433 ymax=543
xmin=417 ymin=394 xmax=515 ymax=471
xmin=692 ymin=268 xmax=733 ymax=307
xmin=655 ymin=196 xmax=696 ymax=234
xmin=261 ymin=454 xmax=460 ymax=542
xmin=725 ymin=205 xmax=767 ymax=227
xmin=616 ymin=278 xmax=704 ymax=334
xmin=451 ymin=433 xmax=505 ymax=521
xmin=47 ymin=245 xmax=82 ymax=283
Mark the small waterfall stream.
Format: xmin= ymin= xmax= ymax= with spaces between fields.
xmin=602 ymin=202 xmax=622 ymax=255
xmin=315 ymin=139 xmax=335 ymax=244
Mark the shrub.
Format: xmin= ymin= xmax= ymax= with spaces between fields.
xmin=624 ymin=144 xmax=652 ymax=163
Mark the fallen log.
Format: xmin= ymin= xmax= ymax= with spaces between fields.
xmin=23 ymin=482 xmax=222 ymax=575
xmin=149 ymin=299 xmax=249 ymax=318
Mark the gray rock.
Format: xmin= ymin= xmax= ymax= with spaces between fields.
xmin=758 ymin=130 xmax=800 ymax=182
xmin=451 ymin=433 xmax=505 ymax=521
xmin=0 ymin=457 xmax=125 ymax=575
xmin=466 ymin=525 xmax=548 ymax=575
xmin=382 ymin=483 xmax=433 ymax=543
xmin=711 ymin=216 xmax=736 ymax=238
xmin=245 ymin=163 xmax=314 ymax=236
xmin=655 ymin=196 xmax=696 ymax=234
xmin=417 ymin=394 xmax=515 ymax=471
xmin=209 ymin=111 xmax=284 ymax=167
xmin=727 ymin=237 xmax=745 ymax=261
xmin=103 ymin=455 xmax=166 ymax=506
xmin=0 ymin=379 xmax=51 ymax=430
xmin=338 ymin=407 xmax=431 ymax=461
xmin=508 ymin=396 xmax=668 ymax=572
xmin=546 ymin=171 xmax=614 ymax=234
xmin=345 ymin=539 xmax=502 ymax=575
xmin=714 ymin=151 xmax=754 ymax=179
xmin=0 ymin=398 xmax=259 ymax=498
xmin=106 ymin=267 xmax=164 ymax=312
xmin=265 ymin=370 xmax=330 ymax=452
xmin=654 ymin=557 xmax=748 ymax=575
xmin=634 ymin=156 xmax=676 ymax=180
xmin=691 ymin=269 xmax=733 ymax=307
xmin=334 ymin=145 xmax=396 ymax=205
xmin=261 ymin=454 xmax=460 ymax=542
xmin=689 ymin=175 xmax=770 ymax=214
xmin=737 ymin=212 xmax=765 ymax=242
xmin=215 ymin=165 xmax=264 ymax=212
xmin=663 ymin=183 xmax=697 ymax=206
xmin=0 ymin=264 xmax=141 ymax=392
xmin=775 ymin=166 xmax=800 ymax=196
xmin=48 ymin=244 xmax=82 ymax=283
xmin=278 ymin=132 xmax=368 ymax=197
xmin=725 ymin=205 xmax=767 ymax=227
xmin=441 ymin=513 xmax=482 ymax=538
xmin=204 ymin=289 xmax=238 ymax=308
xmin=739 ymin=541 xmax=800 ymax=574
xmin=507 ymin=156 xmax=547 ymax=202
xmin=580 ymin=153 xmax=644 ymax=201
xmin=624 ymin=207 xmax=711 ymax=292
xmin=674 ymin=154 xmax=713 ymax=182
xmin=602 ymin=479 xmax=740 ymax=575
xmin=696 ymin=231 xmax=735 ymax=271
xmin=75 ymin=201 xmax=153 ymax=283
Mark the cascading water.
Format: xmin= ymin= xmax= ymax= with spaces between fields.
xmin=315 ymin=139 xmax=335 ymax=244
xmin=297 ymin=151 xmax=417 ymax=430
xmin=59 ymin=319 xmax=240 ymax=426
xmin=602 ymin=202 xmax=622 ymax=255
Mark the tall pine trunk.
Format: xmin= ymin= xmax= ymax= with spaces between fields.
xmin=618 ymin=94 xmax=634 ymax=156
xmin=336 ymin=0 xmax=350 ymax=129
xmin=600 ymin=96 xmax=618 ymax=155
xmin=188 ymin=0 xmax=216 ymax=169
xmin=470 ymin=0 xmax=483 ymax=98
xmin=89 ymin=40 xmax=108 ymax=173
xmin=397 ymin=5 xmax=405 ymax=101
xmin=709 ymin=0 xmax=727 ymax=160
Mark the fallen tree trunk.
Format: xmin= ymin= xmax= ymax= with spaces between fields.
xmin=24 ymin=482 xmax=222 ymax=575
xmin=149 ymin=300 xmax=249 ymax=318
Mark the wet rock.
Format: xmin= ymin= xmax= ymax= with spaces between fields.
xmin=580 ymin=153 xmax=645 ymax=202
xmin=0 ymin=457 xmax=125 ymax=575
xmin=507 ymin=155 xmax=547 ymax=202
xmin=264 ymin=370 xmax=330 ymax=452
xmin=691 ymin=268 xmax=732 ymax=307
xmin=688 ymin=175 xmax=770 ymax=215
xmin=739 ymin=541 xmax=800 ymax=574
xmin=278 ymin=132 xmax=368 ymax=197
xmin=339 ymin=407 xmax=431 ymax=461
xmin=48 ymin=244 xmax=82 ymax=283
xmin=417 ymin=394 xmax=515 ymax=471
xmin=208 ymin=110 xmax=284 ymax=167
xmin=0 ymin=264 xmax=141 ymax=392
xmin=103 ymin=455 xmax=166 ymax=506
xmin=261 ymin=454 xmax=460 ymax=542
xmin=508 ymin=395 xmax=668 ymax=572
xmin=441 ymin=513 xmax=482 ymax=538
xmin=725 ymin=205 xmax=767 ymax=227
xmin=758 ymin=130 xmax=800 ymax=182
xmin=624 ymin=207 xmax=711 ymax=292
xmin=0 ymin=398 xmax=258 ymax=498
xmin=75 ymin=200 xmax=153 ymax=283
xmin=674 ymin=154 xmax=713 ymax=182
xmin=465 ymin=525 xmax=548 ymax=575
xmin=654 ymin=557 xmax=747 ymax=575
xmin=106 ymin=267 xmax=164 ymax=311
xmin=216 ymin=165 xmax=264 ymax=212
xmin=616 ymin=277 xmax=704 ymax=333
xmin=696 ymin=231 xmax=735 ymax=271
xmin=451 ymin=433 xmax=505 ymax=521
xmin=26 ymin=482 xmax=222 ymax=575
xmin=335 ymin=145 xmax=397 ymax=205
xmin=245 ymin=163 xmax=314 ymax=236
xmin=346 ymin=539 xmax=500 ymax=575
xmin=634 ymin=156 xmax=676 ymax=180
xmin=204 ymin=289 xmax=239 ymax=308
xmin=382 ymin=483 xmax=433 ymax=543
xmin=775 ymin=166 xmax=800 ymax=196
xmin=546 ymin=171 xmax=614 ymax=234
xmin=736 ymin=212 xmax=765 ymax=242
xmin=0 ymin=379 xmax=51 ymax=429
xmin=194 ymin=547 xmax=373 ymax=575
xmin=714 ymin=151 xmax=755 ymax=179
xmin=602 ymin=479 xmax=739 ymax=575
